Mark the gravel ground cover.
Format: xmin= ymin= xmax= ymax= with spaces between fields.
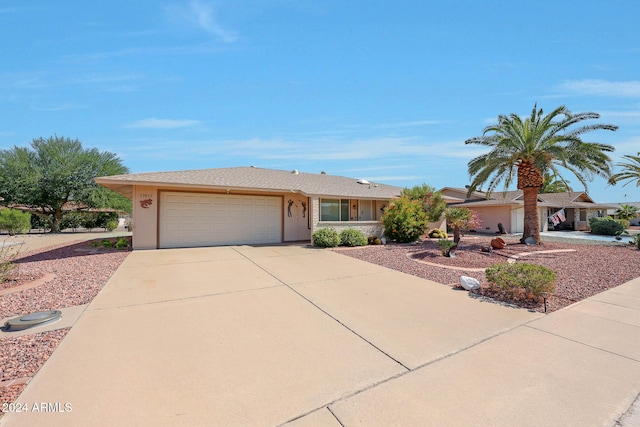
xmin=0 ymin=329 xmax=70 ymax=408
xmin=335 ymin=234 xmax=640 ymax=313
xmin=0 ymin=240 xmax=130 ymax=414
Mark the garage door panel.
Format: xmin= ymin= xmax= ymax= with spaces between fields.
xmin=160 ymin=192 xmax=282 ymax=248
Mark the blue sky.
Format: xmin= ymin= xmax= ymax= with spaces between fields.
xmin=1 ymin=1 xmax=639 ymax=203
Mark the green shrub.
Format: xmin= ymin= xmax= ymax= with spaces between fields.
xmin=82 ymin=215 xmax=98 ymax=231
xmin=437 ymin=239 xmax=457 ymax=256
xmin=401 ymin=184 xmax=446 ymax=222
xmin=0 ymin=243 xmax=20 ymax=283
xmin=589 ymin=217 xmax=625 ymax=236
xmin=115 ymin=238 xmax=129 ymax=249
xmin=30 ymin=214 xmax=50 ymax=232
xmin=368 ymin=235 xmax=382 ymax=245
xmin=101 ymin=239 xmax=113 ymax=248
xmin=339 ymin=228 xmax=367 ymax=247
xmin=312 ymin=228 xmax=340 ymax=248
xmin=485 ymin=262 xmax=556 ymax=302
xmin=105 ymin=220 xmax=119 ymax=232
xmin=95 ymin=212 xmax=118 ymax=229
xmin=60 ymin=213 xmax=83 ymax=231
xmin=428 ymin=228 xmax=448 ymax=239
xmin=0 ymin=209 xmax=31 ymax=236
xmin=382 ymin=197 xmax=429 ymax=243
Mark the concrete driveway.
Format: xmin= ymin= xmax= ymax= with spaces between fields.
xmin=2 ymin=245 xmax=639 ymax=426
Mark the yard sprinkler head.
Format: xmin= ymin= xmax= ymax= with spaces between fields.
xmin=541 ymin=292 xmax=548 ymax=313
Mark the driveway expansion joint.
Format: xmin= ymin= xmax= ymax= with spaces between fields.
xmin=87 ymin=284 xmax=286 ymax=311
xmin=231 ymin=248 xmax=412 ymax=371
xmin=524 ymin=323 xmax=640 ymax=363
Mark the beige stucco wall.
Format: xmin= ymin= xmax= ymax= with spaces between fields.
xmin=469 ymin=206 xmax=512 ymax=233
xmin=132 ymin=185 xmax=158 ymax=249
xmin=283 ymin=194 xmax=311 ymax=241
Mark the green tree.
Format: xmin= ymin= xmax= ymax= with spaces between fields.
xmin=0 ymin=136 xmax=130 ymax=232
xmin=539 ymin=171 xmax=573 ymax=193
xmin=401 ymin=184 xmax=446 ymax=222
xmin=465 ymin=104 xmax=617 ymax=243
xmin=444 ymin=207 xmax=481 ymax=244
xmin=615 ymin=204 xmax=640 ymax=221
xmin=610 ymin=153 xmax=640 ymax=188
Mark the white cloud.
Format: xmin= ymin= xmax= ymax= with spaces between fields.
xmin=127 ymin=118 xmax=201 ymax=129
xmin=29 ymin=103 xmax=86 ymax=112
xmin=166 ymin=1 xmax=238 ymax=43
xmin=599 ymin=109 xmax=640 ymax=124
xmin=555 ymin=79 xmax=640 ymax=97
xmin=610 ymin=136 xmax=640 ymax=157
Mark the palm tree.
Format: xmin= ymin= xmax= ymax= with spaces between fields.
xmin=465 ymin=104 xmax=617 ymax=243
xmin=539 ymin=170 xmax=573 ymax=193
xmin=615 ymin=204 xmax=640 ymax=221
xmin=610 ymin=152 xmax=640 ymax=188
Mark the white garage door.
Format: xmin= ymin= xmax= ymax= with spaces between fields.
xmin=159 ymin=192 xmax=282 ymax=248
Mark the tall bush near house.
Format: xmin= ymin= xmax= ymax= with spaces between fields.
xmin=401 ymin=184 xmax=446 ymax=222
xmin=0 ymin=208 xmax=31 ymax=235
xmin=382 ymin=196 xmax=429 ymax=243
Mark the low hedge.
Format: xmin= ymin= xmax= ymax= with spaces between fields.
xmin=588 ymin=217 xmax=625 ymax=236
xmin=485 ymin=262 xmax=556 ymax=302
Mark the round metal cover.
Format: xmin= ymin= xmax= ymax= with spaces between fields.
xmin=3 ymin=310 xmax=62 ymax=331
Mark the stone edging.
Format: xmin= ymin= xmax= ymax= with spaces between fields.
xmin=0 ymin=377 xmax=31 ymax=388
xmin=407 ymin=248 xmax=577 ymax=272
xmin=0 ymin=273 xmax=56 ymax=297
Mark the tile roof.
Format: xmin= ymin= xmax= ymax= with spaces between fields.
xmin=444 ymin=188 xmax=615 ymax=209
xmin=95 ymin=166 xmax=403 ymax=200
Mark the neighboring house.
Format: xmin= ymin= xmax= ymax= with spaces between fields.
xmin=440 ymin=187 xmax=616 ymax=234
xmin=607 ymin=202 xmax=640 ymax=226
xmin=95 ymin=166 xmax=402 ymax=249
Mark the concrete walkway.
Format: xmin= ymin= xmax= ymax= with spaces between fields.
xmin=1 ymin=245 xmax=639 ymax=426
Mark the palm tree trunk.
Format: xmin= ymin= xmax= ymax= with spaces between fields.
xmin=520 ymin=186 xmax=541 ymax=244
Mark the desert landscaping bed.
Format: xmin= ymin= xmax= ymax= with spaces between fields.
xmin=0 ymin=239 xmax=130 ymax=413
xmin=334 ymin=235 xmax=640 ymax=313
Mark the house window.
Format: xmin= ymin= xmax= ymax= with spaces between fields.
xmin=320 ymin=199 xmax=350 ymax=221
xmin=580 ymin=210 xmax=587 ymax=221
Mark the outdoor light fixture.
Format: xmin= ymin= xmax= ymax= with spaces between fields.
xmin=541 ymin=292 xmax=548 ymax=313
